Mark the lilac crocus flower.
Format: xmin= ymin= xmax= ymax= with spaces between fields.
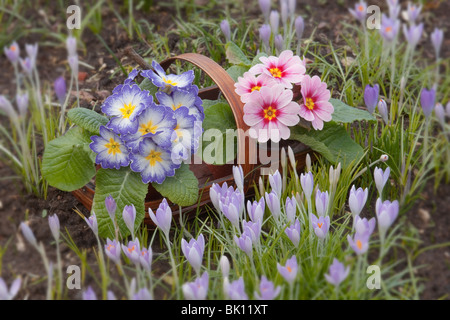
xmin=0 ymin=277 xmax=21 ymax=300
xmin=219 ymin=190 xmax=243 ymax=230
xmin=347 ymin=232 xmax=370 ymax=255
xmin=406 ymin=3 xmax=422 ymax=24
xmin=354 ymin=216 xmax=376 ymax=238
xmin=348 ymin=185 xmax=368 ymax=219
xmin=48 ymin=214 xmax=60 ymax=241
xmin=349 ymin=0 xmax=367 ymax=23
xmin=420 ymin=88 xmax=436 ymax=118
xmin=0 ymin=96 xmax=17 ymax=119
xmin=234 ymin=231 xmax=253 ymax=259
xmin=132 ymin=288 xmax=153 ymax=300
xmin=66 ymin=35 xmax=77 ymax=57
xmin=265 ymin=191 xmax=282 ymax=220
xmin=285 ymin=195 xmax=296 ymax=224
xmin=311 ymin=214 xmax=330 ymax=239
xmin=105 ymin=194 xmax=117 ymax=222
xmin=220 ymin=19 xmax=231 ymax=42
xmin=68 ymin=54 xmax=79 ymax=76
xmin=254 ymin=276 xmax=281 ymax=300
xmin=4 ymin=41 xmax=20 ymax=65
xmin=373 ymin=166 xmax=390 ymax=197
xmin=300 ymin=171 xmax=314 ymax=200
xmin=387 ymin=0 xmax=400 ymax=19
xmin=259 ymin=24 xmax=272 ymax=51
xmin=258 ymin=0 xmax=271 ymax=21
xmin=377 ymin=99 xmax=389 ymax=125
xmin=82 ymin=286 xmax=97 ymax=300
xmin=104 ymin=238 xmax=122 ymax=264
xmin=84 ymin=212 xmax=98 ymax=236
xmin=210 ymin=182 xmax=228 ymax=213
xmin=294 ymin=16 xmax=304 ymax=42
xmin=122 ymin=240 xmax=141 ymax=265
xmin=227 ymin=277 xmax=248 ymax=300
xmin=275 ymin=34 xmax=284 ymax=52
xmin=379 ymin=14 xmax=400 ymax=42
xmin=232 ymin=165 xmax=244 ymax=192
xmin=181 ymin=234 xmax=205 ymax=275
xmin=107 ymin=291 xmax=117 ymax=300
xmin=16 ymin=92 xmax=29 ymax=117
xmin=148 ymin=198 xmax=172 ymax=238
xmin=324 ymin=258 xmax=350 ymax=287
xmin=242 ymin=220 xmax=262 ymax=245
xmin=431 ymin=28 xmax=444 ymax=60
xmin=269 ymin=10 xmax=280 ymax=35
xmin=277 ymin=255 xmax=298 ymax=284
xmin=435 ymin=103 xmax=446 ymax=129
xmin=182 ymin=272 xmax=209 ymax=300
xmin=284 ymin=218 xmax=301 ymax=247
xmin=375 ymin=198 xmax=399 ymax=237
xmin=280 ymin=0 xmax=288 ymax=27
xmin=122 ymin=204 xmax=136 ymax=236
xmin=25 ymin=43 xmax=38 ymax=66
xmin=139 ymin=246 xmax=153 ymax=271
xmin=20 ymin=57 xmax=33 ymax=76
xmin=53 ymin=76 xmax=67 ymax=105
xmin=219 ymin=255 xmax=230 ymax=278
xmin=269 ymin=170 xmax=282 ymax=198
xmin=288 ymin=0 xmax=296 ymax=18
xmin=403 ymin=23 xmax=423 ymax=48
xmin=364 ymin=84 xmax=379 ymax=114
xmin=315 ymin=189 xmax=329 ymax=217
xmin=247 ymin=197 xmax=265 ymax=222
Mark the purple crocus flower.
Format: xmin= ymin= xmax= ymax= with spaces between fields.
xmin=66 ymin=35 xmax=77 ymax=57
xmin=403 ymin=23 xmax=423 ymax=48
xmin=107 ymin=291 xmax=117 ymax=300
xmin=265 ymin=191 xmax=282 ymax=220
xmin=219 ymin=255 xmax=230 ymax=278
xmin=377 ymin=98 xmax=389 ymax=125
xmin=294 ymin=16 xmax=305 ymax=41
xmin=242 ymin=220 xmax=262 ymax=245
xmin=348 ymin=185 xmax=368 ymax=219
xmin=132 ymin=288 xmax=153 ymax=300
xmin=220 ymin=19 xmax=231 ymax=42
xmin=53 ymin=76 xmax=67 ymax=105
xmin=232 ymin=165 xmax=244 ymax=192
xmin=48 ymin=214 xmax=60 ymax=241
xmin=148 ymin=198 xmax=172 ymax=238
xmin=406 ymin=3 xmax=422 ymax=24
xmin=284 ymin=218 xmax=301 ymax=247
xmin=277 ymin=255 xmax=298 ymax=284
xmin=349 ymin=0 xmax=367 ymax=23
xmin=373 ymin=166 xmax=390 ymax=197
xmin=219 ymin=189 xmax=243 ymax=229
xmin=227 ymin=277 xmax=248 ymax=300
xmin=435 ymin=103 xmax=446 ymax=129
xmin=354 ymin=216 xmax=376 ymax=238
xmin=259 ymin=24 xmax=272 ymax=51
xmin=20 ymin=57 xmax=33 ymax=76
xmin=300 ymin=171 xmax=314 ymax=200
xmin=84 ymin=212 xmax=98 ymax=236
xmin=122 ymin=240 xmax=141 ymax=265
xmin=431 ymin=28 xmax=444 ymax=60
xmin=234 ymin=231 xmax=253 ymax=259
xmin=25 ymin=43 xmax=38 ymax=66
xmin=269 ymin=170 xmax=282 ymax=198
xmin=82 ymin=286 xmax=97 ymax=300
xmin=4 ymin=41 xmax=20 ymax=65
xmin=0 ymin=277 xmax=21 ymax=300
xmin=254 ymin=276 xmax=281 ymax=300
xmin=258 ymin=0 xmax=271 ymax=21
xmin=324 ymin=258 xmax=350 ymax=287
xmin=420 ymin=88 xmax=436 ymax=118
xmin=288 ymin=0 xmax=296 ymax=18
xmin=280 ymin=0 xmax=288 ymax=27
xmin=105 ymin=238 xmax=122 ymax=264
xmin=182 ymin=272 xmax=209 ymax=300
xmin=315 ymin=189 xmax=329 ymax=217
xmin=311 ymin=214 xmax=330 ymax=239
xmin=139 ymin=246 xmax=153 ymax=271
xmin=379 ymin=14 xmax=400 ymax=42
xmin=269 ymin=10 xmax=280 ymax=35
xmin=210 ymin=182 xmax=229 ymax=213
xmin=181 ymin=234 xmax=205 ymax=275
xmin=387 ymin=0 xmax=400 ymax=19
xmin=364 ymin=84 xmax=379 ymax=114
xmin=347 ymin=232 xmax=370 ymax=255
xmin=375 ymin=198 xmax=399 ymax=236
xmin=68 ymin=54 xmax=79 ymax=75
xmin=122 ymin=204 xmax=136 ymax=236
xmin=247 ymin=197 xmax=265 ymax=222
xmin=274 ymin=34 xmax=284 ymax=52
xmin=285 ymin=195 xmax=296 ymax=224
xmin=105 ymin=194 xmax=117 ymax=222
xmin=0 ymin=96 xmax=17 ymax=119
xmin=16 ymin=92 xmax=29 ymax=117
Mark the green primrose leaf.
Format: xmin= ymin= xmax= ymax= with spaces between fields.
xmin=139 ymin=77 xmax=159 ymax=96
xmin=67 ymin=108 xmax=109 ymax=135
xmin=251 ymin=52 xmax=268 ymax=66
xmin=42 ymin=126 xmax=96 ymax=191
xmin=329 ymin=98 xmax=376 ymax=123
xmin=152 ymin=163 xmax=199 ymax=207
xmin=226 ymin=65 xmax=248 ymax=82
xmin=225 ymin=41 xmax=251 ymax=67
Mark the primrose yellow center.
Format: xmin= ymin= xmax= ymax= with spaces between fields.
xmin=264 ymin=106 xmax=277 ymax=121
xmin=251 ymin=85 xmax=261 ymax=92
xmin=105 ymin=138 xmax=121 ymax=156
xmin=269 ymin=67 xmax=282 ymax=78
xmin=172 ymin=103 xmax=183 ymax=111
xmin=163 ymin=78 xmax=178 ymax=86
xmin=139 ymin=121 xmax=158 ymax=135
xmin=317 ymin=222 xmax=323 ymax=229
xmin=305 ymin=97 xmax=315 ymax=110
xmin=356 ymin=240 xmax=363 ymax=250
xmin=120 ymin=102 xmax=136 ymax=119
xmin=145 ymin=150 xmax=163 ymax=167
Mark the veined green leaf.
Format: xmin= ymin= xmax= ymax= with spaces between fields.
xmin=225 ymin=41 xmax=251 ymax=66
xmin=330 ymin=98 xmax=376 ymax=123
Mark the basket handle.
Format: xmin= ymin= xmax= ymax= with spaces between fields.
xmin=159 ymin=53 xmax=256 ymax=178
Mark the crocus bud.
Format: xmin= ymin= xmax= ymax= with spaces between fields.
xmin=68 ymin=54 xmax=79 ymax=75
xmin=300 ymin=171 xmax=314 ymax=200
xmin=220 ymin=19 xmax=231 ymax=42
xmin=377 ymin=99 xmax=389 ymax=125
xmin=376 ymin=198 xmax=399 ymax=237
xmin=48 ymin=214 xmax=60 ymax=241
xmin=269 ymin=10 xmax=279 ymax=35
xmin=54 ymin=76 xmax=67 ymax=105
xmin=364 ymin=84 xmax=379 ymax=114
xmin=259 ymin=24 xmax=272 ymax=51
xmin=4 ymin=41 xmax=20 ymax=65
xmin=434 ymin=103 xmax=446 ymax=129
xmin=105 ymin=194 xmax=117 ymax=222
xmin=288 ymin=0 xmax=296 ymax=18
xmin=420 ymin=88 xmax=436 ymax=118
xmin=294 ymin=16 xmax=305 ymax=41
xmin=16 ymin=93 xmax=29 ymax=117
xmin=85 ymin=212 xmax=98 ymax=236
xmin=181 ymin=234 xmax=205 ymax=275
xmin=315 ymin=189 xmax=329 ymax=217
xmin=20 ymin=222 xmax=37 ymax=247
xmin=258 ymin=0 xmax=271 ymax=21
xmin=123 ymin=204 xmax=137 ymax=236
xmin=287 ymin=146 xmax=296 ymax=170
xmin=431 ymin=28 xmax=444 ymax=60
xmin=305 ymin=153 xmax=311 ymax=172
xmin=380 ymin=154 xmax=389 ymax=162
xmin=232 ymin=165 xmax=244 ymax=192
xmin=280 ymin=0 xmax=288 ymax=27
xmin=234 ymin=232 xmax=253 ymax=259
xmin=403 ymin=23 xmax=423 ymax=48
xmin=25 ymin=43 xmax=38 ymax=66
xmin=274 ymin=34 xmax=284 ymax=52
xmin=374 ymin=166 xmax=390 ymax=197
xmin=20 ymin=57 xmax=33 ymax=76
xmin=268 ymin=170 xmax=282 ymax=198
xmin=66 ymin=35 xmax=77 ymax=57
xmin=219 ymin=255 xmax=230 ymax=278
xmin=285 ymin=195 xmax=296 ymax=224
xmin=0 ymin=95 xmax=17 ymax=119
xmin=284 ymin=218 xmax=301 ymax=247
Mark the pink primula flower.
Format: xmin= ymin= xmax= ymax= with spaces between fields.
xmin=234 ymin=72 xmax=276 ymax=103
xmin=249 ymin=50 xmax=305 ymax=89
xmin=243 ymin=84 xmax=300 ymax=143
xmin=298 ymin=75 xmax=334 ymax=130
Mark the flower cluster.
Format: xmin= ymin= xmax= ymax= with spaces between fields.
xmin=89 ymin=61 xmax=204 ymax=184
xmin=235 ymin=50 xmax=334 ymax=143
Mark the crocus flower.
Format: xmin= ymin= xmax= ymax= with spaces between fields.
xmin=66 ymin=35 xmax=77 ymax=57
xmin=243 ymin=84 xmax=301 ymax=143
xmin=122 ymin=204 xmax=136 ymax=236
xmin=298 ymin=75 xmax=334 ymax=130
xmin=48 ymin=214 xmax=60 ymax=241
xmin=234 ymin=231 xmax=253 ymax=259
xmin=284 ymin=218 xmax=301 ymax=247
xmin=315 ymin=189 xmax=329 ymax=217
xmin=181 ymin=234 xmax=205 ymax=275
xmin=403 ymin=23 xmax=424 ymax=48
xmin=105 ymin=195 xmax=117 ymax=222
xmin=122 ymin=240 xmax=141 ymax=265
xmin=156 ymin=85 xmax=204 ymax=121
xmin=285 ymin=195 xmax=296 ymax=224
xmin=242 ymin=220 xmax=262 ymax=245
xmin=269 ymin=10 xmax=279 ymax=35
xmin=0 ymin=95 xmax=17 ymax=119
xmin=294 ymin=16 xmax=304 ymax=42
xmin=311 ymin=213 xmax=330 ymax=239
xmin=249 ymin=50 xmax=306 ymax=89
xmin=16 ymin=92 xmax=29 ymax=117
xmin=182 ymin=272 xmax=209 ymax=300
xmin=148 ymin=198 xmax=172 ymax=238
xmin=247 ymin=197 xmax=265 ymax=222
xmin=139 ymin=246 xmax=153 ymax=271
xmin=232 ymin=165 xmax=244 ymax=192
xmin=354 ymin=216 xmax=376 ymax=238
xmin=68 ymin=54 xmax=78 ymax=76
xmin=277 ymin=255 xmax=298 ymax=284
xmin=220 ymin=19 xmax=231 ymax=42
xmin=258 ymin=0 xmax=271 ymax=21
xmin=104 ymin=238 xmax=122 ymax=264
xmin=405 ymin=2 xmax=422 ymax=24
xmin=54 ymin=76 xmax=67 ymax=105
xmin=234 ymin=71 xmax=276 ymax=103
xmin=265 ymin=191 xmax=282 ymax=220
xmin=347 ymin=232 xmax=370 ymax=255
xmin=210 ymin=182 xmax=229 ymax=213
xmin=280 ymin=0 xmax=288 ymax=27
xmin=20 ymin=57 xmax=33 ymax=76
xmin=377 ymin=99 xmax=389 ymax=125
xmin=82 ymin=286 xmax=97 ymax=300
xmin=4 ymin=41 xmax=20 ymax=65
xmin=376 ymin=198 xmax=399 ymax=237
xmin=300 ymin=171 xmax=314 ymax=200
xmin=324 ymin=258 xmax=350 ymax=287
xmin=132 ymin=288 xmax=153 ymax=300
xmin=259 ymin=24 xmax=272 ymax=52
xmin=269 ymin=170 xmax=282 ymax=198
xmin=142 ymin=60 xmax=194 ymax=90
xmin=435 ymin=103 xmax=446 ymax=129
xmin=227 ymin=277 xmax=248 ymax=300
xmin=387 ymin=0 xmax=400 ymax=19
xmin=379 ymin=14 xmax=400 ymax=42
xmin=348 ymin=185 xmax=369 ymax=218
xmin=447 ymin=102 xmax=450 ymax=118
xmin=288 ymin=0 xmax=296 ymax=18
xmin=373 ymin=166 xmax=390 ymax=197
xmin=364 ymin=84 xmax=379 ymax=114
xmin=254 ymin=276 xmax=281 ymax=300
xmin=84 ymin=212 xmax=98 ymax=236
xmin=0 ymin=277 xmax=21 ymax=300
xmin=219 ymin=189 xmax=243 ymax=230
xmin=25 ymin=43 xmax=38 ymax=66
xmin=274 ymin=34 xmax=284 ymax=52
xmin=431 ymin=28 xmax=444 ymax=60
xmin=90 ymin=126 xmax=130 ymax=170
xmin=219 ymin=255 xmax=230 ymax=278
xmin=107 ymin=291 xmax=117 ymax=300
xmin=349 ymin=0 xmax=367 ymax=23
xmin=420 ymin=88 xmax=436 ymax=118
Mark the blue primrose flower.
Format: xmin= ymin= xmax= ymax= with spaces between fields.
xmin=142 ymin=61 xmax=195 ymax=90
xmin=130 ymin=138 xmax=180 ymax=184
xmin=90 ymin=126 xmax=130 ymax=169
xmin=102 ymin=83 xmax=152 ymax=135
xmin=156 ymin=85 xmax=204 ymax=121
